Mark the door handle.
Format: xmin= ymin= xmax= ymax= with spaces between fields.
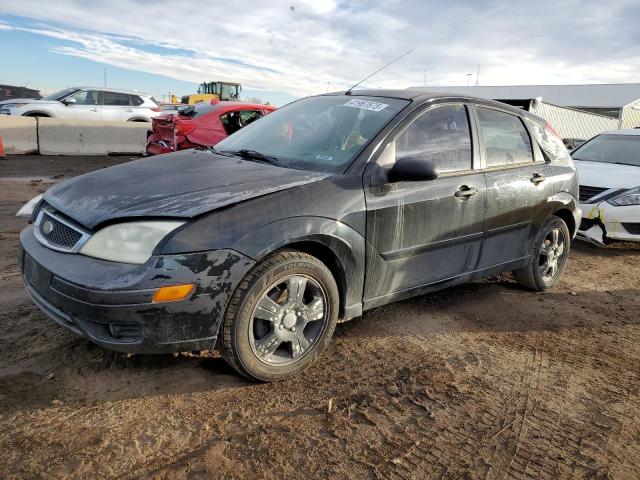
xmin=89 ymin=108 xmax=98 ymax=112
xmin=126 ymin=108 xmax=134 ymax=112
xmin=454 ymin=185 xmax=478 ymax=199
xmin=530 ymin=172 xmax=546 ymax=185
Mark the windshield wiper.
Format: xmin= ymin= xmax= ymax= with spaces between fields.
xmin=208 ymin=146 xmax=236 ymax=157
xmin=221 ymin=149 xmax=282 ymax=167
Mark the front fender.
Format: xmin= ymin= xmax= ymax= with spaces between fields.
xmin=233 ymin=216 xmax=366 ymax=317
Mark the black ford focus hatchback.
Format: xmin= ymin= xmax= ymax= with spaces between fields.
xmin=19 ymin=90 xmax=580 ymax=381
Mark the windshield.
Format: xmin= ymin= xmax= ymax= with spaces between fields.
xmin=43 ymin=88 xmax=79 ymax=101
xmin=572 ymin=134 xmax=640 ymax=167
xmin=215 ymin=95 xmax=410 ymax=173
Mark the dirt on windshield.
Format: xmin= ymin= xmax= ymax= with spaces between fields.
xmin=0 ymin=155 xmax=638 ymax=479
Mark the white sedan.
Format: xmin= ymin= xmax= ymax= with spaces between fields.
xmin=573 ymin=129 xmax=640 ymax=244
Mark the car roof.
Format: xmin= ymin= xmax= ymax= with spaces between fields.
xmin=600 ymin=129 xmax=640 ymax=136
xmin=69 ymin=87 xmax=152 ymax=97
xmin=322 ymin=88 xmax=544 ymax=123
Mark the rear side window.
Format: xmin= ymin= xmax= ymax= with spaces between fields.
xmin=129 ymin=95 xmax=144 ymax=106
xmin=395 ymin=104 xmax=472 ymax=173
xmin=103 ymin=91 xmax=130 ymax=106
xmin=477 ymin=107 xmax=533 ymax=167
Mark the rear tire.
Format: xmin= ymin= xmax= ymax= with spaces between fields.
xmin=219 ymin=250 xmax=339 ymax=381
xmin=513 ymin=215 xmax=571 ymax=291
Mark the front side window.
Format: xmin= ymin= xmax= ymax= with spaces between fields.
xmin=102 ymin=91 xmax=130 ymax=106
xmin=395 ymin=104 xmax=472 ymax=173
xmin=215 ymin=95 xmax=410 ymax=173
xmin=220 ymin=111 xmax=244 ymax=135
xmin=477 ymin=107 xmax=533 ymax=167
xmin=67 ymin=90 xmax=99 ymax=105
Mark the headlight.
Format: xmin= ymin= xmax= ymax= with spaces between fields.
xmin=607 ymin=186 xmax=640 ymax=206
xmin=79 ymin=221 xmax=184 ymax=264
xmin=16 ymin=194 xmax=43 ymax=218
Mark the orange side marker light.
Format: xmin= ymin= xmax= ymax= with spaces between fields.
xmin=153 ymin=283 xmax=195 ymax=303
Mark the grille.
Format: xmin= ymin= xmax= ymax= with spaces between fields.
xmin=579 ymin=185 xmax=609 ymax=203
xmin=38 ymin=211 xmax=83 ymax=250
xmin=622 ymin=223 xmax=640 ymax=235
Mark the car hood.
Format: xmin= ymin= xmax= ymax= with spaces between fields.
xmin=575 ymin=160 xmax=640 ymax=189
xmin=0 ymin=98 xmax=56 ymax=105
xmin=44 ymin=149 xmax=330 ymax=229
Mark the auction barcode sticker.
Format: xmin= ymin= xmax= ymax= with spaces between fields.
xmin=343 ymin=99 xmax=389 ymax=112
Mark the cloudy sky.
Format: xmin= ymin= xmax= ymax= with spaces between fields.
xmin=1 ymin=0 xmax=639 ymax=105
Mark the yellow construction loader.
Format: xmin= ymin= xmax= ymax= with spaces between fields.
xmin=180 ymin=81 xmax=242 ymax=105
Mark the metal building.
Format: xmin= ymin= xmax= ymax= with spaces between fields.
xmin=411 ymin=83 xmax=640 ymax=138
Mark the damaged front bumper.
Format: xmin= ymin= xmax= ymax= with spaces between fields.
xmin=19 ymin=225 xmax=255 ymax=353
xmin=577 ymin=202 xmax=640 ymax=245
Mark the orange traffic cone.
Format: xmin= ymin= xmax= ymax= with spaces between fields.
xmin=0 ymin=136 xmax=5 ymax=158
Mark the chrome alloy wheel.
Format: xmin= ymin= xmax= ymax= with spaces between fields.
xmin=538 ymin=228 xmax=566 ymax=282
xmin=249 ymin=275 xmax=328 ymax=366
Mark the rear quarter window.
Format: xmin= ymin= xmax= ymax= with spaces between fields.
xmin=524 ymin=118 xmax=569 ymax=161
xmin=129 ymin=95 xmax=144 ymax=106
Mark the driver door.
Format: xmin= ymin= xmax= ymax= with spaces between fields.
xmin=363 ymin=103 xmax=486 ymax=306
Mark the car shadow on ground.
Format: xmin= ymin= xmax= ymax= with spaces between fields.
xmin=3 ymin=273 xmax=637 ymax=415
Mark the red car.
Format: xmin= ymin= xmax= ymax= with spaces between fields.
xmin=146 ymin=101 xmax=276 ymax=155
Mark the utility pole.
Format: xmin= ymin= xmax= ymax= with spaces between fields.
xmin=466 ymin=73 xmax=472 ymax=86
xmin=103 ymin=68 xmax=107 ymax=88
xmin=475 ymin=64 xmax=480 ymax=86
xmin=423 ymin=64 xmax=427 ymax=86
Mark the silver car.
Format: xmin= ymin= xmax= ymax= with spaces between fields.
xmin=0 ymin=87 xmax=162 ymax=122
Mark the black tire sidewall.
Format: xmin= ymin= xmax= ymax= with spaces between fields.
xmin=230 ymin=255 xmax=338 ymax=381
xmin=531 ymin=216 xmax=571 ymax=290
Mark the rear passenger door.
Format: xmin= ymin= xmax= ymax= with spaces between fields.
xmin=474 ymin=105 xmax=550 ymax=269
xmin=101 ymin=91 xmax=134 ymax=121
xmin=364 ymin=103 xmax=486 ymax=304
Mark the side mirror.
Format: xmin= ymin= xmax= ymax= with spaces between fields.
xmin=62 ymin=97 xmax=76 ymax=105
xmin=388 ymin=156 xmax=439 ymax=183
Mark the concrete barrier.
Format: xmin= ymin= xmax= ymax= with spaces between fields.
xmin=38 ymin=118 xmax=150 ymax=155
xmin=0 ymin=116 xmax=38 ymax=154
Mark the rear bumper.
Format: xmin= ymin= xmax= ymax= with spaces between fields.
xmin=20 ymin=225 xmax=255 ymax=353
xmin=146 ymin=139 xmax=175 ymax=156
xmin=577 ymin=202 xmax=640 ymax=244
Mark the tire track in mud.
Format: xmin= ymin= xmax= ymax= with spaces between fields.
xmin=1 ymin=159 xmax=640 ymax=479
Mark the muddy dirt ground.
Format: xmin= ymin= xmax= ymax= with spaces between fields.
xmin=0 ymin=155 xmax=638 ymax=479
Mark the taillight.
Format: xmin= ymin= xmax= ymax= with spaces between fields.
xmin=545 ymin=122 xmax=561 ymax=139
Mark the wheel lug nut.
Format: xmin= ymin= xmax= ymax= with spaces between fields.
xmin=278 ymin=324 xmax=283 ymax=330
xmin=291 ymin=327 xmax=296 ymax=332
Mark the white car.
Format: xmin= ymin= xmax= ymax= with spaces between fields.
xmin=0 ymin=87 xmax=162 ymax=122
xmin=573 ymin=129 xmax=640 ymax=244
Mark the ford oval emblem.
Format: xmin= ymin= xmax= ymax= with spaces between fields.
xmin=42 ymin=220 xmax=54 ymax=235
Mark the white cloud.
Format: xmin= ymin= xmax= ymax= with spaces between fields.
xmin=1 ymin=0 xmax=639 ymax=97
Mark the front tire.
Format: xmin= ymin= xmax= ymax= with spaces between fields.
xmin=219 ymin=250 xmax=339 ymax=381
xmin=513 ymin=215 xmax=571 ymax=291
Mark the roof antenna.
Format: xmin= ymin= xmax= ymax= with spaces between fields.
xmin=345 ymin=48 xmax=415 ymax=95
